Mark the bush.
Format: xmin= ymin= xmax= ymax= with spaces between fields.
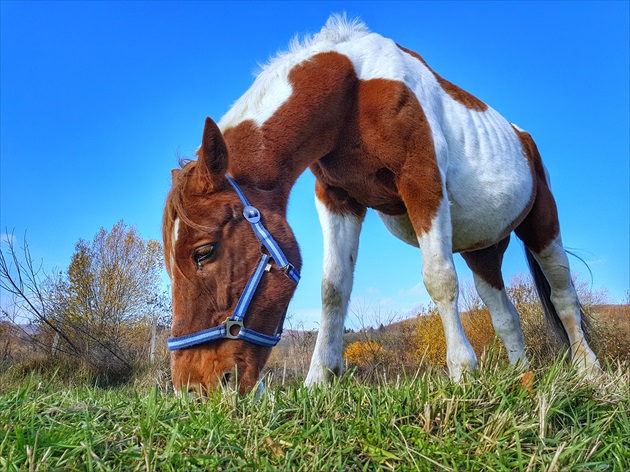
xmin=413 ymin=306 xmax=500 ymax=368
xmin=344 ymin=340 xmax=393 ymax=366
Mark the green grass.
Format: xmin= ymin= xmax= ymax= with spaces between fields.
xmin=1 ymin=359 xmax=628 ymax=471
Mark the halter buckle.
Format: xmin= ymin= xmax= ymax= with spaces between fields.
xmin=243 ymin=205 xmax=261 ymax=223
xmin=222 ymin=318 xmax=244 ymax=339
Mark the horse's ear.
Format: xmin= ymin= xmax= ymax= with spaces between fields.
xmin=171 ymin=169 xmax=180 ymax=184
xmin=198 ymin=117 xmax=228 ymax=177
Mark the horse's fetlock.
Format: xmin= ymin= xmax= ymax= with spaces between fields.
xmin=305 ymin=361 xmax=342 ymax=387
xmin=446 ymin=342 xmax=478 ymax=381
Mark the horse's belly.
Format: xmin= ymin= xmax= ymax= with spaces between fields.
xmin=424 ymin=100 xmax=534 ymax=252
xmin=446 ymin=146 xmax=534 ymax=252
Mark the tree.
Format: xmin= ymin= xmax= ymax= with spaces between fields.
xmin=0 ymin=221 xmax=165 ymax=371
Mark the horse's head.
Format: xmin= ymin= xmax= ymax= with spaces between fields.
xmin=163 ymin=117 xmax=301 ymax=394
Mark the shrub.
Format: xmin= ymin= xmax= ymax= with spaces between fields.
xmin=344 ymin=340 xmax=393 ymax=367
xmin=413 ymin=306 xmax=500 ymax=368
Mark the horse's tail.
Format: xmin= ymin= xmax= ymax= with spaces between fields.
xmin=524 ymin=247 xmax=572 ymax=347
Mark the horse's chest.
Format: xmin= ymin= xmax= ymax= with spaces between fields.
xmin=311 ymin=151 xmax=406 ymax=215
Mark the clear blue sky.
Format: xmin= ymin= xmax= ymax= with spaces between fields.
xmin=2 ymin=1 xmax=628 ymax=329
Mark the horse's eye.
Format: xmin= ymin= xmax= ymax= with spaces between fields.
xmin=193 ymin=244 xmax=216 ymax=267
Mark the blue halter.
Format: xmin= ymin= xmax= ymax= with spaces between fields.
xmin=167 ymin=174 xmax=300 ymax=351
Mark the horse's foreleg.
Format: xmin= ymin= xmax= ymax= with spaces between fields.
xmin=415 ymin=199 xmax=478 ymax=380
xmin=305 ymin=183 xmax=365 ymax=386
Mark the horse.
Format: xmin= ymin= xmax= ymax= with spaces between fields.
xmin=163 ymin=15 xmax=600 ymax=394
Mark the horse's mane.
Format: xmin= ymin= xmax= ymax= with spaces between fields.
xmin=218 ymin=14 xmax=370 ymax=131
xmin=274 ymin=13 xmax=370 ymax=64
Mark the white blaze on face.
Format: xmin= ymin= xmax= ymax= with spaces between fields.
xmin=170 ymin=217 xmax=180 ymax=274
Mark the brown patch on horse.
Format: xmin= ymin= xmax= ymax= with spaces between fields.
xmin=312 ymin=77 xmax=442 ymax=236
xmin=397 ymin=44 xmax=488 ymax=112
xmin=222 ymin=52 xmax=441 ymax=235
xmin=314 ymin=180 xmax=366 ymax=218
xmin=223 ymin=52 xmax=360 ymax=198
xmin=461 ymin=236 xmax=510 ymax=290
xmin=512 ymin=127 xmax=560 ymax=253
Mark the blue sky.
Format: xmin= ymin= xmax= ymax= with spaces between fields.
xmin=1 ymin=1 xmax=628 ymax=329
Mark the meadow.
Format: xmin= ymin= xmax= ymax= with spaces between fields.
xmin=1 ymin=355 xmax=628 ymax=471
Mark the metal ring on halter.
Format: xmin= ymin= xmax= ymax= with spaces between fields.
xmin=222 ymin=318 xmax=244 ymax=339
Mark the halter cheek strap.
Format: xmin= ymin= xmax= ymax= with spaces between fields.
xmin=167 ymin=174 xmax=300 ymax=351
xmin=225 ymin=174 xmax=300 ymax=284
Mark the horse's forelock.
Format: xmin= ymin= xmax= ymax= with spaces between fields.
xmin=162 ymin=160 xmax=214 ymax=277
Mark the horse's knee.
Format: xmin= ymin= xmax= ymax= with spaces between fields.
xmin=322 ymin=278 xmax=345 ymax=312
xmin=422 ymin=258 xmax=458 ymax=305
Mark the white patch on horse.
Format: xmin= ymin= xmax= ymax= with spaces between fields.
xmin=442 ymin=110 xmax=533 ymax=251
xmin=218 ymin=67 xmax=293 ymax=130
xmin=529 ymin=235 xmax=600 ymax=373
xmin=375 ymin=211 xmax=419 ymax=247
xmin=305 ymin=196 xmax=362 ymax=386
xmin=170 ymin=217 xmax=180 ymax=272
xmin=218 ymin=15 xmax=370 ymax=132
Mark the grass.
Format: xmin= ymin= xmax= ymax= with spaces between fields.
xmin=0 ymin=358 xmax=628 ymax=471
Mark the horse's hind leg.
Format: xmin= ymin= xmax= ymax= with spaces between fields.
xmin=515 ymin=167 xmax=599 ymax=373
xmin=305 ymin=181 xmax=366 ymax=387
xmin=461 ymin=236 xmax=528 ymax=366
xmin=522 ymin=235 xmax=599 ymax=371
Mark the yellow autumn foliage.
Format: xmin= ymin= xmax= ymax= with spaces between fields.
xmin=344 ymin=340 xmax=393 ymax=367
xmin=413 ymin=308 xmax=499 ymax=367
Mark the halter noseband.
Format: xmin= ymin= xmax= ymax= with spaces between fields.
xmin=167 ymin=174 xmax=300 ymax=351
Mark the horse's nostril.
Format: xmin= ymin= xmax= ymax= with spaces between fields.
xmin=221 ymin=372 xmax=232 ymax=386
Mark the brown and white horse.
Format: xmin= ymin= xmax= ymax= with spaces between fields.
xmin=163 ymin=16 xmax=599 ymax=393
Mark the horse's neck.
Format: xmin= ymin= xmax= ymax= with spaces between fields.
xmin=223 ymin=51 xmax=358 ymax=207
